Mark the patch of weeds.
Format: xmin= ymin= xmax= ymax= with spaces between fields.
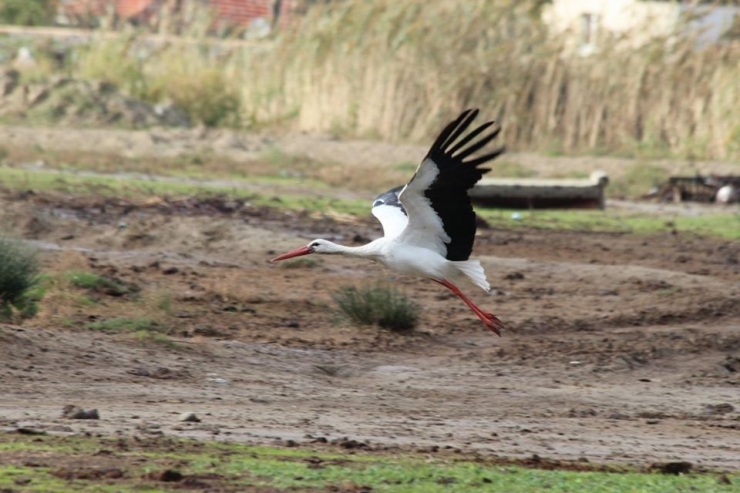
xmin=609 ymin=162 xmax=670 ymax=198
xmin=66 ymin=271 xmax=103 ymax=289
xmin=66 ymin=271 xmax=136 ymax=297
xmin=332 ymin=283 xmax=420 ymax=332
xmin=133 ymin=329 xmax=177 ymax=348
xmin=0 ymin=237 xmax=41 ymax=320
xmin=154 ymin=290 xmax=174 ymax=315
xmin=85 ymin=317 xmax=159 ymax=332
xmin=74 ymin=294 xmax=99 ymax=307
xmin=280 ymin=258 xmax=320 ymax=269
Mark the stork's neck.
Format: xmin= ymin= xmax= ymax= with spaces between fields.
xmin=325 ymin=239 xmax=384 ymax=259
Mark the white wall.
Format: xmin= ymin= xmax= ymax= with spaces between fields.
xmin=543 ymin=0 xmax=686 ymax=53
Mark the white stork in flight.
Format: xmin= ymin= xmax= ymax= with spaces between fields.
xmin=271 ymin=109 xmax=505 ymax=335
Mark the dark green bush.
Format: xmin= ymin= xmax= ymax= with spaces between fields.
xmin=332 ymin=283 xmax=420 ymax=332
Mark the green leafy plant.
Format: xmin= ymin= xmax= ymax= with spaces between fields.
xmin=332 ymin=283 xmax=420 ymax=332
xmin=0 ymin=237 xmax=41 ymax=320
xmin=0 ymin=0 xmax=55 ymax=26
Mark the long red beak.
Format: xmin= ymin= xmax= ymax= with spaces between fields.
xmin=271 ymin=246 xmax=312 ymax=262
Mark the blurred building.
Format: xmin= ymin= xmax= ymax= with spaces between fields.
xmin=543 ymin=0 xmax=740 ymax=55
xmin=57 ymin=0 xmax=298 ymax=33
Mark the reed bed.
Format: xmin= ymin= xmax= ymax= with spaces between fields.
xmin=66 ymin=0 xmax=740 ymax=161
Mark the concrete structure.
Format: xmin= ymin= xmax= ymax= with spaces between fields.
xmin=469 ymin=171 xmax=610 ymax=210
xmin=543 ymin=0 xmax=740 ymax=54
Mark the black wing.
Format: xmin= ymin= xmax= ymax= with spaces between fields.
xmin=398 ymin=109 xmax=504 ymax=260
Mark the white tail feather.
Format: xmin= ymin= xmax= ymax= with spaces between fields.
xmin=452 ymin=259 xmax=490 ymax=292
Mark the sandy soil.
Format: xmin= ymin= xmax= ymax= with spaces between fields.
xmin=1 ymin=186 xmax=739 ymax=474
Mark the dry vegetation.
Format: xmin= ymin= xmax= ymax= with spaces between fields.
xmin=39 ymin=0 xmax=736 ymax=162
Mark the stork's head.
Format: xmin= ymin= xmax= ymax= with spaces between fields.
xmin=270 ymin=239 xmax=341 ymax=262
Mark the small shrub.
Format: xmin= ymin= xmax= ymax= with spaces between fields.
xmin=332 ymin=283 xmax=420 ymax=332
xmin=0 ymin=237 xmax=41 ymax=320
xmin=610 ymin=163 xmax=670 ymax=198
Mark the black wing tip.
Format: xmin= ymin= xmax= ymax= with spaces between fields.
xmin=428 ymin=109 xmax=503 ymax=167
xmin=467 ymin=145 xmax=506 ymax=169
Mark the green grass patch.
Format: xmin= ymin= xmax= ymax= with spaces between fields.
xmin=132 ymin=329 xmax=179 ymax=348
xmin=65 ymin=271 xmax=132 ymax=296
xmin=66 ymin=271 xmax=106 ymax=290
xmin=478 ymin=208 xmax=740 ymax=240
xmin=0 ymin=166 xmax=369 ymax=216
xmin=84 ymin=317 xmax=177 ymax=347
xmin=2 ymin=165 xmax=738 ymax=240
xmin=0 ymin=433 xmax=737 ymax=492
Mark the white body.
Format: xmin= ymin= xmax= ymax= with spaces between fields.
xmin=331 ymin=237 xmax=491 ymax=293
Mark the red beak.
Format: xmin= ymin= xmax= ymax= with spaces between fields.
xmin=271 ymin=246 xmax=312 ymax=262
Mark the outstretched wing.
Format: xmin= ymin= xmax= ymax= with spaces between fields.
xmin=397 ymin=109 xmax=504 ymax=261
xmin=371 ymin=185 xmax=408 ymax=239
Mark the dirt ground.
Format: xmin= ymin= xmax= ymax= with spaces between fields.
xmin=0 ymin=119 xmax=739 ymax=482
xmin=1 ymin=182 xmax=739 ymax=477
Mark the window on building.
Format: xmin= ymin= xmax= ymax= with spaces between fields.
xmin=580 ymin=13 xmax=598 ymax=48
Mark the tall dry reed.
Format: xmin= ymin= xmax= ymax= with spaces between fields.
xmin=70 ymin=0 xmax=740 ymax=160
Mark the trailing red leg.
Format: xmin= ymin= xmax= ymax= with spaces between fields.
xmin=434 ymin=279 xmax=504 ymax=336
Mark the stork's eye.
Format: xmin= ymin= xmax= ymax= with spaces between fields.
xmin=310 ymin=242 xmax=320 ymax=248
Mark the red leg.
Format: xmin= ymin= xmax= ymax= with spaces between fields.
xmin=433 ymin=279 xmax=504 ymax=336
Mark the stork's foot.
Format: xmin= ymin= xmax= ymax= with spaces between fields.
xmin=478 ymin=311 xmax=504 ymax=336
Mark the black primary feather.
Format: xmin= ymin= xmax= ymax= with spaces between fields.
xmin=424 ymin=109 xmax=504 ymax=261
